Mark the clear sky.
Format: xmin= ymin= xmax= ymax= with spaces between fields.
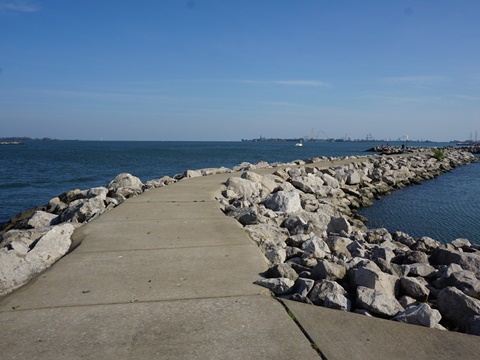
xmin=1 ymin=0 xmax=479 ymax=141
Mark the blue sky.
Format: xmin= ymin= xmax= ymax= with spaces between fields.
xmin=0 ymin=0 xmax=479 ymax=141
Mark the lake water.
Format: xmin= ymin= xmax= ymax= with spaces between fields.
xmin=2 ymin=140 xmax=477 ymax=244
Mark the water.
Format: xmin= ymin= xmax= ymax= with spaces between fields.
xmin=358 ymin=159 xmax=480 ymax=244
xmin=2 ymin=140 xmax=476 ymax=245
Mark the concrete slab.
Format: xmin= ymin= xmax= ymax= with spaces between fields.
xmin=0 ymin=296 xmax=320 ymax=360
xmin=72 ymin=217 xmax=250 ymax=252
xmin=285 ymin=300 xmax=480 ymax=360
xmin=0 ymin=244 xmax=268 ymax=311
xmin=94 ymin=200 xmax=226 ymax=222
xmin=129 ymin=176 xmax=228 ymax=203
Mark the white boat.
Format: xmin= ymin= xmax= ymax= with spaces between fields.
xmin=295 ymin=142 xmax=303 ymax=147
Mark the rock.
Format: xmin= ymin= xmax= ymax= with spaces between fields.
xmin=327 ymin=216 xmax=351 ymax=235
xmin=181 ymin=169 xmax=202 ymax=179
xmin=264 ymin=263 xmax=299 ymax=281
xmin=437 ymin=286 xmax=480 ymax=331
xmin=227 ymin=207 xmax=260 ymax=226
xmin=398 ymin=295 xmax=418 ymax=309
xmin=0 ymin=223 xmax=75 ymax=296
xmin=264 ymin=247 xmax=287 ymax=265
xmin=253 ymin=277 xmax=295 ymax=295
xmin=264 ymin=190 xmax=302 ymax=213
xmin=301 ymin=236 xmax=331 ymax=260
xmin=241 ymin=171 xmax=278 ymax=195
xmin=321 ymin=173 xmax=339 ymax=188
xmin=351 ymin=265 xmax=400 ymax=297
xmin=346 ymin=170 xmax=361 ymax=185
xmin=393 ymin=303 xmax=442 ymax=328
xmin=430 ymin=248 xmax=480 ymax=276
xmin=324 ymin=293 xmax=352 ymax=311
xmin=292 ymin=277 xmax=315 ymax=297
xmin=466 ymin=315 xmax=480 ymax=336
xmin=308 ymin=280 xmax=347 ymax=306
xmin=243 ymin=224 xmax=289 ymax=248
xmin=25 ymin=211 xmax=58 ymax=229
xmin=0 ymin=228 xmax=49 ymax=253
xmin=291 ymin=174 xmax=324 ymax=194
xmin=356 ymin=286 xmax=404 ymax=317
xmin=60 ymin=197 xmax=106 ymax=223
xmin=311 ymin=260 xmax=347 ymax=282
xmin=108 ymin=173 xmax=144 ymax=197
xmin=406 ymin=263 xmax=436 ymax=277
xmin=441 ymin=271 xmax=480 ymax=299
xmin=400 ymin=277 xmax=430 ymax=301
xmin=326 ymin=235 xmax=353 ymax=259
xmin=225 ymin=177 xmax=262 ymax=198
xmin=451 ymin=238 xmax=472 ymax=250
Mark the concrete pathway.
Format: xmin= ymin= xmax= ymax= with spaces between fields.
xmin=1 ymin=163 xmax=480 ymax=359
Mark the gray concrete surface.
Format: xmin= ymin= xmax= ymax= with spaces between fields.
xmin=1 ymin=159 xmax=480 ymax=359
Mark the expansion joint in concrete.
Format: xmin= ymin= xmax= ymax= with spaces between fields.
xmin=276 ymin=297 xmax=327 ymax=359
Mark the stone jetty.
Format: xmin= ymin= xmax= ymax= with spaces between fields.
xmin=1 ymin=147 xmax=480 ymax=358
xmin=1 ymin=147 xmax=479 ymax=334
xmin=218 ymin=148 xmax=480 ymax=335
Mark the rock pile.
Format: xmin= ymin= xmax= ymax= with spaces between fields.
xmin=218 ymin=149 xmax=480 ymax=335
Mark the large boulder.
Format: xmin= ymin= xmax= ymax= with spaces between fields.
xmin=264 ymin=190 xmax=302 ymax=213
xmin=437 ymin=286 xmax=480 ymax=331
xmin=356 ymin=286 xmax=404 ymax=317
xmin=430 ymin=248 xmax=480 ymax=276
xmin=400 ymin=276 xmax=430 ymax=302
xmin=308 ymin=280 xmax=348 ymax=306
xmin=0 ymin=223 xmax=75 ymax=296
xmin=393 ymin=303 xmax=442 ymax=328
xmin=108 ymin=173 xmax=144 ymax=197
xmin=351 ymin=264 xmax=400 ymax=297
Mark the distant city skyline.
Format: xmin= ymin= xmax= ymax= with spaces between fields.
xmin=1 ymin=1 xmax=479 ymax=141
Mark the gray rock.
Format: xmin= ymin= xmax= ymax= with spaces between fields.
xmin=466 ymin=315 xmax=480 ymax=336
xmin=356 ymin=286 xmax=404 ymax=317
xmin=406 ymin=263 xmax=436 ymax=277
xmin=264 ymin=246 xmax=287 ymax=265
xmin=244 ymin=224 xmax=289 ymax=248
xmin=451 ymin=238 xmax=472 ymax=250
xmin=241 ymin=171 xmax=278 ymax=195
xmin=321 ymin=173 xmax=339 ymax=188
xmin=326 ymin=235 xmax=353 ymax=259
xmin=327 ymin=217 xmax=351 ymax=235
xmin=26 ymin=211 xmax=58 ymax=229
xmin=308 ymin=280 xmax=347 ymax=306
xmin=430 ymin=248 xmax=480 ymax=276
xmin=311 ymin=260 xmax=347 ymax=282
xmin=437 ymin=286 xmax=480 ymax=331
xmin=351 ymin=265 xmax=400 ymax=297
xmin=0 ymin=223 xmax=75 ymax=296
xmin=398 ymin=295 xmax=418 ymax=309
xmin=292 ymin=277 xmax=315 ymax=297
xmin=323 ymin=293 xmax=352 ymax=311
xmin=60 ymin=197 xmax=106 ymax=223
xmin=253 ymin=277 xmax=295 ymax=295
xmin=393 ymin=303 xmax=442 ymax=328
xmin=264 ymin=190 xmax=302 ymax=213
xmin=264 ymin=263 xmax=299 ymax=281
xmin=400 ymin=276 xmax=430 ymax=302
xmin=301 ymin=236 xmax=331 ymax=260
xmin=108 ymin=173 xmax=144 ymax=196
xmin=181 ymin=169 xmax=202 ymax=179
xmin=225 ymin=177 xmax=262 ymax=198
xmin=442 ymin=271 xmax=480 ymax=299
